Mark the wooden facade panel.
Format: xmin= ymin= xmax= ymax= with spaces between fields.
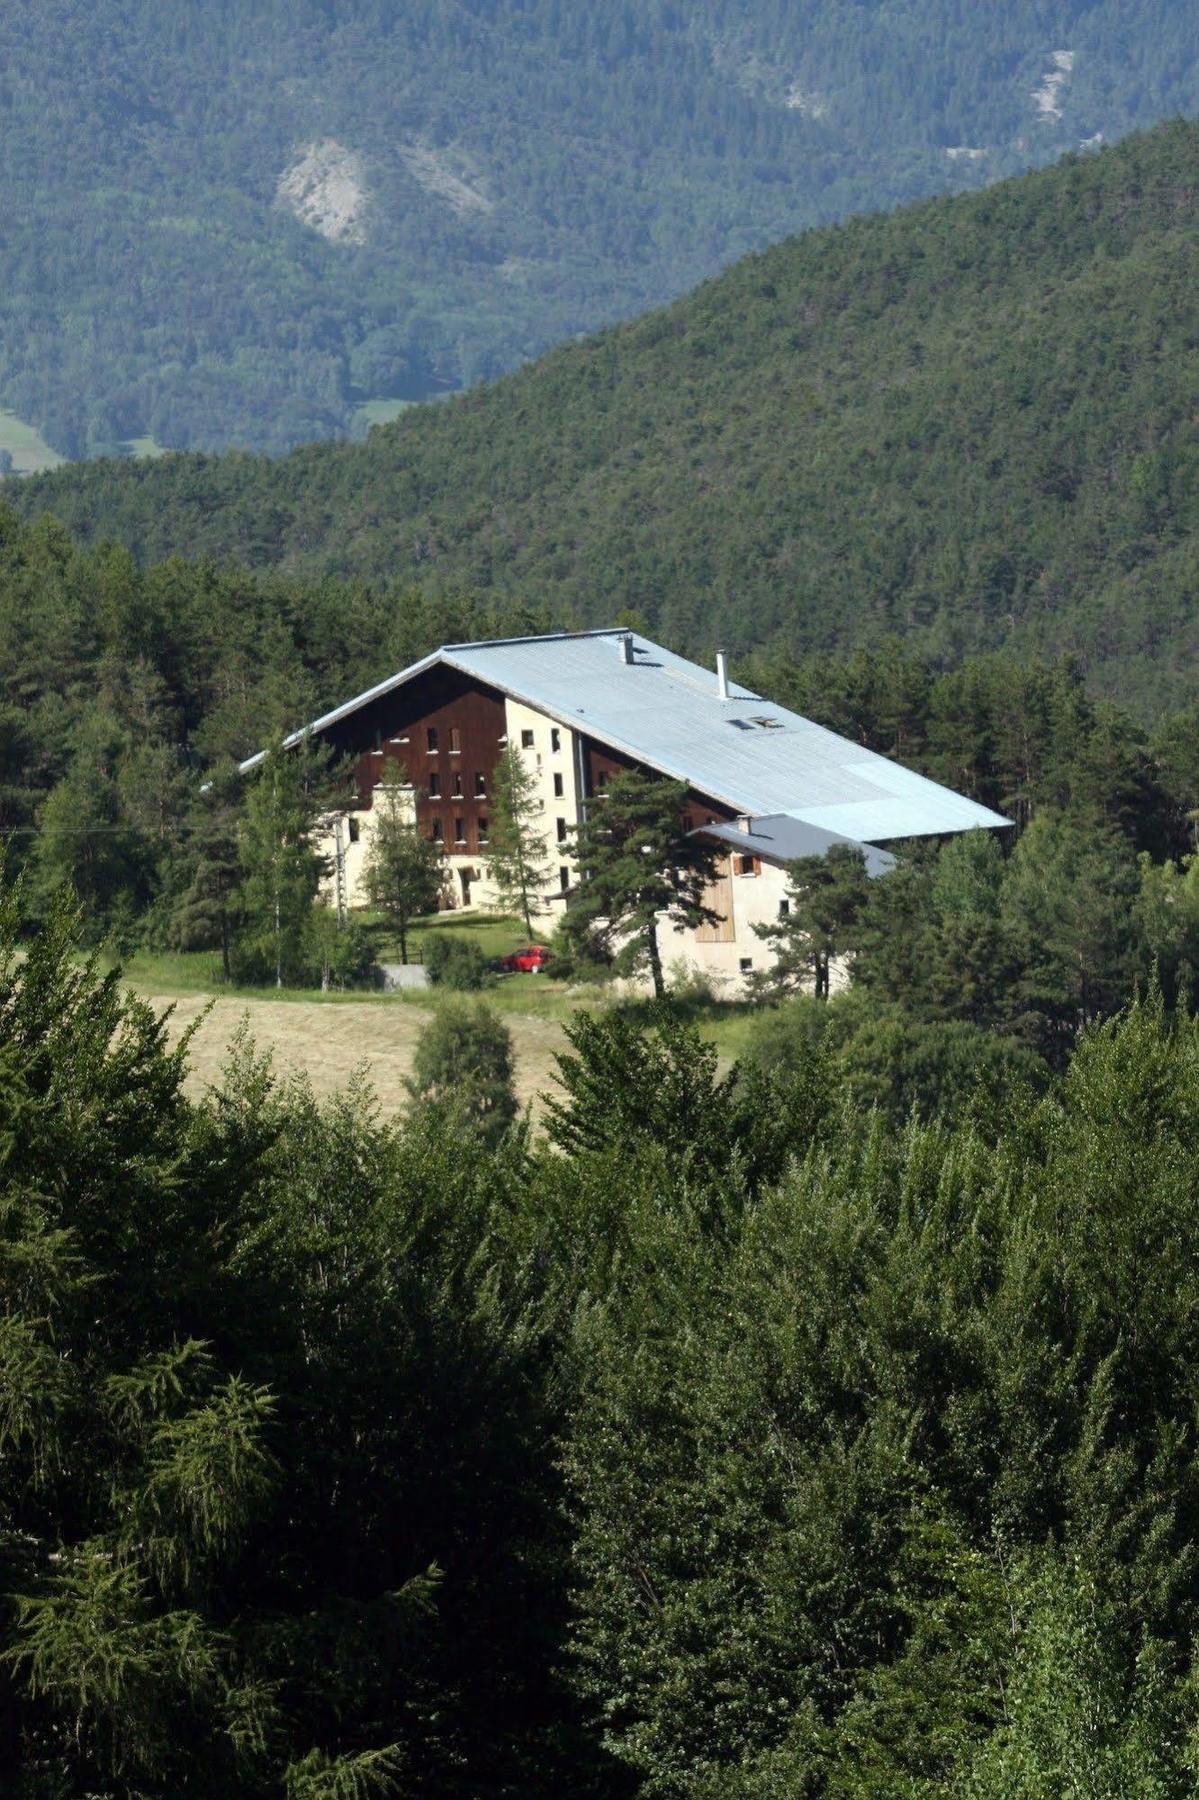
xmin=581 ymin=738 xmax=738 ymax=827
xmin=322 ymin=666 xmax=507 ymax=856
xmin=695 ymin=860 xmax=736 ymax=943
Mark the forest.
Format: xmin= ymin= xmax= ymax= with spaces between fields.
xmin=7 ymin=869 xmax=1199 ymax=1792
xmin=19 ymin=117 xmax=1199 ymax=712
xmin=2 ymin=1 xmax=1198 ymax=456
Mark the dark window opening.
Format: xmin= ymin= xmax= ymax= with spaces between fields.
xmin=452 ymin=772 xmax=463 ymax=797
xmin=778 ymin=899 xmax=790 ymax=918
xmin=682 ymin=813 xmax=693 ymax=832
xmin=597 ymin=769 xmax=610 ymax=791
xmin=740 ymin=957 xmax=753 ymax=973
xmin=559 ymin=866 xmax=570 ymax=892
xmin=449 ymin=726 xmax=461 ymax=754
xmin=431 ymin=819 xmax=443 ymax=843
xmin=736 ymin=855 xmax=758 ymax=877
xmin=426 ymin=727 xmax=438 ymax=752
xmin=347 ymin=817 xmax=361 ymax=844
xmin=553 ymin=772 xmax=564 ymax=798
xmin=474 ymin=772 xmax=486 ymax=797
xmin=521 ymin=728 xmax=535 ymax=749
xmin=427 ymin=772 xmax=441 ymax=797
xmin=551 ymin=728 xmax=561 ymax=752
xmin=556 ymin=817 xmax=568 ymax=842
xmin=454 ymin=818 xmax=466 ymax=845
xmin=478 ymin=817 xmax=489 ymax=843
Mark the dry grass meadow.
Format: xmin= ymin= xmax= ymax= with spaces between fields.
xmin=142 ymin=988 xmax=571 ymax=1118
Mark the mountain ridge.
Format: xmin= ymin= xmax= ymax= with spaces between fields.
xmin=17 ymin=117 xmax=1199 ymax=712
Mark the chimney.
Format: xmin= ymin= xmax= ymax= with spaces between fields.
xmin=716 ymin=646 xmax=730 ymax=701
xmin=618 ymin=631 xmax=634 ymax=665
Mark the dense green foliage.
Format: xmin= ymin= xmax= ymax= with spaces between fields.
xmin=10 ymin=880 xmax=1199 ymax=1790
xmin=3 ymin=3 xmax=1196 ymax=457
xmin=17 ymin=118 xmax=1199 ymax=707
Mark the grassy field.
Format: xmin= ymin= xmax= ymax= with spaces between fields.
xmin=115 ymin=911 xmax=763 ymax=1118
xmin=121 ymin=435 xmax=170 ymax=459
xmin=0 ymin=410 xmax=64 ymax=474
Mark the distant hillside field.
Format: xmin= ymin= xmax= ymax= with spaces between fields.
xmin=21 ymin=122 xmax=1199 ymax=712
xmin=2 ymin=1 xmax=1198 ymax=457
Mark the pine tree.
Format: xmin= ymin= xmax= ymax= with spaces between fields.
xmin=361 ymin=780 xmax=445 ymax=963
xmin=564 ymin=770 xmax=721 ymax=1000
xmin=487 ymin=743 xmax=552 ymax=936
xmin=171 ymin=761 xmax=244 ymax=980
xmin=752 ymin=843 xmax=871 ymax=999
xmin=238 ymin=742 xmax=326 ymax=988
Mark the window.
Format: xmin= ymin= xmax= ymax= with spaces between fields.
xmin=474 ymin=771 xmax=486 ymax=797
xmin=681 ymin=813 xmax=693 ymax=832
xmin=431 ymin=819 xmax=443 ymax=843
xmin=739 ymin=957 xmax=754 ymax=973
xmin=778 ymin=899 xmax=791 ymax=918
xmin=426 ymin=727 xmax=438 ymax=752
xmin=347 ymin=816 xmax=361 ymax=844
xmin=452 ymin=772 xmax=463 ymax=797
xmin=559 ymin=866 xmax=570 ymax=892
xmin=427 ymin=772 xmax=441 ymax=797
xmin=449 ymin=726 xmax=461 ymax=754
xmin=597 ymin=769 xmax=610 ymax=791
xmin=553 ymin=772 xmax=564 ymax=798
xmin=478 ymin=817 xmax=489 ymax=843
xmin=454 ymin=817 xmax=466 ymax=845
xmin=550 ymin=727 xmax=561 ymax=753
xmin=556 ymin=817 xmax=568 ymax=843
xmin=736 ymin=855 xmax=759 ymax=877
xmin=521 ymin=728 xmax=535 ymax=749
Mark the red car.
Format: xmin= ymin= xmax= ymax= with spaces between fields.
xmin=501 ymin=944 xmax=551 ymax=973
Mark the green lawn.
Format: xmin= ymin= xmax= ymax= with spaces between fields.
xmin=112 ymin=913 xmax=766 ymax=1061
xmin=121 ymin=435 xmax=170 ymax=459
xmin=0 ymin=409 xmax=64 ymax=474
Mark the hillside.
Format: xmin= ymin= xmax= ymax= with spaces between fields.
xmin=20 ymin=120 xmax=1199 ymax=711
xmin=2 ymin=2 xmax=1198 ymax=458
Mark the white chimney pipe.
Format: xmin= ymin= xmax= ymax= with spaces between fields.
xmin=716 ymin=647 xmax=730 ymax=701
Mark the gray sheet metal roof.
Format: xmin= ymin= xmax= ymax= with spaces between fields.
xmin=247 ymin=628 xmax=1009 ymax=844
xmin=698 ymin=816 xmax=896 ymax=877
xmin=438 ymin=630 xmax=1008 ymax=844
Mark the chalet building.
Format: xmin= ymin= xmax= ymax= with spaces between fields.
xmin=243 ymin=629 xmax=1007 ymax=992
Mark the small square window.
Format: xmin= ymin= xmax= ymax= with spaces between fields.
xmin=597 ymin=769 xmax=610 ymax=791
xmin=427 ymin=772 xmax=441 ymax=797
xmin=559 ymin=866 xmax=570 ymax=892
xmin=736 ymin=855 xmax=758 ymax=877
xmin=556 ymin=817 xmax=568 ymax=843
xmin=452 ymin=772 xmax=463 ymax=797
xmin=449 ymin=726 xmax=461 ymax=754
xmin=778 ymin=899 xmax=790 ymax=918
xmin=431 ymin=819 xmax=443 ymax=843
xmin=426 ymin=727 xmax=438 ymax=752
xmin=551 ymin=727 xmax=561 ymax=752
xmin=478 ymin=817 xmax=489 ymax=843
xmin=553 ymin=772 xmax=564 ymax=798
xmin=474 ymin=772 xmax=486 ymax=797
xmin=739 ymin=957 xmax=753 ymax=973
xmin=521 ymin=728 xmax=535 ymax=749
xmin=454 ymin=817 xmax=466 ymax=845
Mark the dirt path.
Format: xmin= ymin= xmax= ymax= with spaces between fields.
xmin=141 ymin=991 xmax=568 ymax=1118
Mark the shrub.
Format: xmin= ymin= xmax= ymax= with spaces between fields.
xmin=423 ymin=933 xmax=490 ymax=990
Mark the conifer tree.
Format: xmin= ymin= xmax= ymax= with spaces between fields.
xmin=487 ymin=743 xmax=551 ymax=936
xmin=361 ymin=780 xmax=445 ymax=963
xmin=237 ymin=741 xmax=326 ymax=987
xmin=752 ymin=843 xmax=871 ymax=999
xmin=564 ymin=769 xmax=720 ymax=999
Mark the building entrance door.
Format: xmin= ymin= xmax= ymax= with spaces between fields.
xmin=459 ymin=867 xmax=473 ymax=906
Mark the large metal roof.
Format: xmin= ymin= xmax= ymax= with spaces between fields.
xmin=246 ymin=628 xmax=1009 ymax=845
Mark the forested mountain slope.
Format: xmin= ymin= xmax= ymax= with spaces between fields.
xmin=22 ymin=121 xmax=1199 ymax=711
xmin=2 ymin=1 xmax=1198 ymax=457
